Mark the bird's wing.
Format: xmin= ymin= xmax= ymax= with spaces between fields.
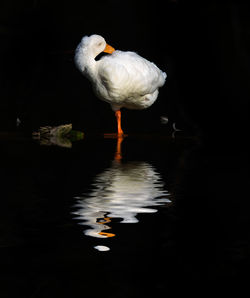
xmin=97 ymin=51 xmax=166 ymax=100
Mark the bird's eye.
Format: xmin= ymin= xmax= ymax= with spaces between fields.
xmin=98 ymin=42 xmax=102 ymax=47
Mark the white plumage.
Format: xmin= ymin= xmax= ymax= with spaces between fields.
xmin=75 ymin=34 xmax=167 ymax=135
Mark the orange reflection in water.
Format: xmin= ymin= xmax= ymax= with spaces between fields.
xmin=97 ymin=216 xmax=115 ymax=238
xmin=98 ymin=232 xmax=116 ymax=238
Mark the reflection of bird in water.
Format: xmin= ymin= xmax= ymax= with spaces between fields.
xmin=73 ymin=161 xmax=170 ymax=238
xmin=72 ymin=138 xmax=171 ymax=239
xmin=75 ymin=34 xmax=167 ymax=136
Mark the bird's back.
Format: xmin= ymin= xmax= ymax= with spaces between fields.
xmin=97 ymin=51 xmax=166 ymax=103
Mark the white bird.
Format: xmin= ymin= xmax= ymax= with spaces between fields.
xmin=75 ymin=34 xmax=167 ymax=136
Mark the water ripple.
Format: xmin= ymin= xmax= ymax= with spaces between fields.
xmin=72 ymin=161 xmax=171 ymax=240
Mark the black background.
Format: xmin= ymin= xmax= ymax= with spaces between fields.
xmin=0 ymin=1 xmax=249 ymax=296
xmin=0 ymin=0 xmax=249 ymax=148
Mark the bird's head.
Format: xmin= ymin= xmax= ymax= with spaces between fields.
xmin=80 ymin=34 xmax=115 ymax=57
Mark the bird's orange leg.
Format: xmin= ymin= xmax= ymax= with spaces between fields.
xmin=115 ymin=110 xmax=124 ymax=137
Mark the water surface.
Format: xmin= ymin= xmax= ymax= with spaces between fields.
xmin=73 ymin=160 xmax=171 ymax=243
xmin=0 ymin=134 xmax=247 ymax=297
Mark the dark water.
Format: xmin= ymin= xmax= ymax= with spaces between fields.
xmin=0 ymin=133 xmax=249 ymax=297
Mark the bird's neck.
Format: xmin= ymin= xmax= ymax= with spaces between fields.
xmin=75 ymin=47 xmax=98 ymax=81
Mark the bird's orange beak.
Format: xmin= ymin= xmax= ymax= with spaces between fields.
xmin=103 ymin=44 xmax=115 ymax=54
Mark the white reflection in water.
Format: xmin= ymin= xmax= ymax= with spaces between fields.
xmin=73 ymin=160 xmax=171 ymax=239
xmin=94 ymin=245 xmax=110 ymax=252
